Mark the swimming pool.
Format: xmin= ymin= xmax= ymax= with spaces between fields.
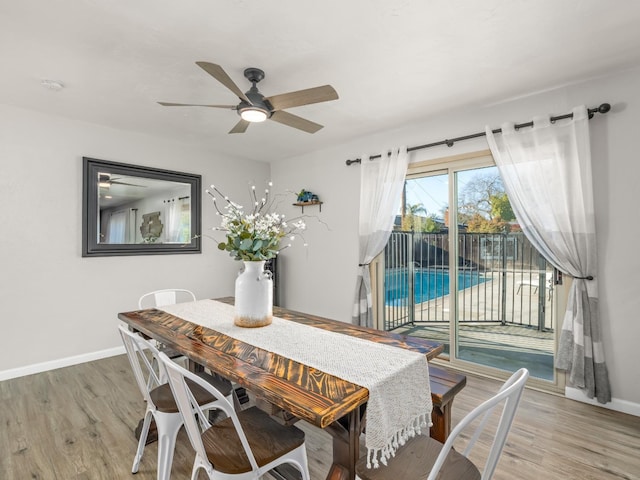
xmin=385 ymin=269 xmax=487 ymax=305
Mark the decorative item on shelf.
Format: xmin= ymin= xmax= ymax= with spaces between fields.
xmin=294 ymin=189 xmax=323 ymax=213
xmin=207 ymin=182 xmax=306 ymax=327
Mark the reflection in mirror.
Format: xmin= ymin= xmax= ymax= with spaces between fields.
xmin=83 ymin=157 xmax=201 ymax=256
xmin=98 ymin=174 xmax=191 ymax=244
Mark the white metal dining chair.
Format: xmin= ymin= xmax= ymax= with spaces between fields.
xmin=158 ymin=351 xmax=311 ymax=480
xmin=138 ymin=288 xmax=197 ymax=309
xmin=118 ymin=325 xmax=234 ymax=480
xmin=137 ymin=287 xmax=243 ymax=405
xmin=137 ymin=288 xmax=197 ymax=369
xmin=356 ymin=368 xmax=529 ymax=480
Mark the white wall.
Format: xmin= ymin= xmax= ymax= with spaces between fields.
xmin=0 ymin=104 xmax=269 ymax=376
xmin=271 ymin=68 xmax=640 ymax=410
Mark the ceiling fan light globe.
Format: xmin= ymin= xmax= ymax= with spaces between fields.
xmin=240 ymin=108 xmax=268 ymax=123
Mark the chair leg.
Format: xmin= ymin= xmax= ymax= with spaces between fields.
xmin=132 ymin=409 xmax=153 ymax=473
xmin=265 ymin=445 xmax=310 ymax=480
xmin=190 ymin=464 xmax=200 ymax=480
xmin=295 ymin=444 xmax=311 ymax=480
xmin=191 ymin=455 xmax=214 ymax=480
xmin=155 ymin=411 xmax=183 ymax=480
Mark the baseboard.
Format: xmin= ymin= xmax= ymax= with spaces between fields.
xmin=0 ymin=346 xmax=126 ymax=382
xmin=565 ymin=386 xmax=640 ymax=417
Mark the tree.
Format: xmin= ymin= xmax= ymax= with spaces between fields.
xmin=402 ymin=202 xmax=442 ymax=232
xmin=402 ymin=203 xmax=427 ymax=231
xmin=458 ymin=172 xmax=517 ymax=232
xmin=406 ymin=203 xmax=427 ymax=217
xmin=458 ymin=172 xmax=505 ymax=222
xmin=467 ymin=213 xmax=510 ymax=233
xmin=422 ymin=215 xmax=441 ymax=233
xmin=490 ymin=192 xmax=515 ymax=222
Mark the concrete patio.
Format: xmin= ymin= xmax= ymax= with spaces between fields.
xmin=385 ymin=271 xmax=556 ymax=380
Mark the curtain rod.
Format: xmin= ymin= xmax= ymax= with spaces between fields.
xmin=345 ymin=103 xmax=611 ymax=166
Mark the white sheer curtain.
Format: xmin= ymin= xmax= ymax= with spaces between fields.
xmin=164 ymin=198 xmax=183 ymax=243
xmin=106 ymin=210 xmax=127 ymax=244
xmin=352 ymin=147 xmax=409 ymax=327
xmin=486 ymin=106 xmax=610 ymax=403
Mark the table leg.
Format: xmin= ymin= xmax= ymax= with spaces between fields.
xmin=430 ymin=401 xmax=452 ymax=444
xmin=325 ymin=409 xmax=360 ymax=480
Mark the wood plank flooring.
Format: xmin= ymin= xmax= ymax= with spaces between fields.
xmin=1 ymin=354 xmax=639 ymax=479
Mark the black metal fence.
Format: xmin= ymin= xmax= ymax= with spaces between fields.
xmin=384 ymin=231 xmax=554 ymax=332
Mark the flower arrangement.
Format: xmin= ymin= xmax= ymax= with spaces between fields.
xmin=207 ymin=182 xmax=306 ymax=261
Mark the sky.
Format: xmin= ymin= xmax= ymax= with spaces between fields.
xmin=405 ymin=173 xmax=448 ymax=218
xmin=403 ymin=165 xmax=500 ymax=218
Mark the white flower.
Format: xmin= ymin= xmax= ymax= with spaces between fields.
xmin=292 ymin=220 xmax=306 ymax=230
xmin=207 ymin=182 xmax=307 ymax=261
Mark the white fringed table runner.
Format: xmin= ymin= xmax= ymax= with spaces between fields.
xmin=160 ymin=299 xmax=432 ymax=467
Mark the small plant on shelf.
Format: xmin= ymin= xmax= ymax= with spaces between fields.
xmin=296 ymin=189 xmax=320 ymax=203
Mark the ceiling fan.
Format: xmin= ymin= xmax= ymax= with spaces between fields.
xmin=98 ymin=173 xmax=146 ymax=188
xmin=158 ymin=62 xmax=339 ymax=134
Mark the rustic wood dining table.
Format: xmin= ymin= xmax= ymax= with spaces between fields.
xmin=118 ymin=297 xmax=443 ymax=480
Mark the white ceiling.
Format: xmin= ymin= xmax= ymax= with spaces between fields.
xmin=2 ymin=0 xmax=640 ymax=163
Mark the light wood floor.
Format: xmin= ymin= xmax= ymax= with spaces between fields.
xmin=1 ymin=354 xmax=639 ymax=479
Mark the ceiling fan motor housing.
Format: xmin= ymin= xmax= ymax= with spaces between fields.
xmin=237 ymin=81 xmax=273 ymax=120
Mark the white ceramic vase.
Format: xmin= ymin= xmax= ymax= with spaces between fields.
xmin=234 ymin=260 xmax=273 ymax=327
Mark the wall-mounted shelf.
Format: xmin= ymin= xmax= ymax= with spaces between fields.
xmin=293 ymin=200 xmax=323 ymax=213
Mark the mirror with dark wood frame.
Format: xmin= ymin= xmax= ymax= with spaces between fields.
xmin=82 ymin=157 xmax=201 ymax=256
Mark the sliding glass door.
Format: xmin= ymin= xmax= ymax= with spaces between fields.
xmin=383 ymin=152 xmax=558 ymax=384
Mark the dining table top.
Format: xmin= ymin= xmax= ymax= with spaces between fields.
xmin=118 ymin=296 xmax=443 ymax=429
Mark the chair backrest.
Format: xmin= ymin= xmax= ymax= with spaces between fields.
xmin=158 ymin=351 xmax=262 ymax=474
xmin=118 ymin=325 xmax=164 ymax=406
xmin=138 ymin=288 xmax=196 ymax=309
xmin=428 ymin=368 xmax=529 ymax=480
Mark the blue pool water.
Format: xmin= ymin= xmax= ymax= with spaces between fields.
xmin=385 ymin=269 xmax=487 ymax=305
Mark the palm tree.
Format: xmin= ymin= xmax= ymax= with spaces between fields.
xmin=403 ymin=203 xmax=427 ymax=231
xmin=406 ymin=203 xmax=427 ymax=216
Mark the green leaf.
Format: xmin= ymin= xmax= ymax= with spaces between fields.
xmin=239 ymin=238 xmax=253 ymax=250
xmin=218 ymin=242 xmax=227 ymax=250
xmin=252 ymin=239 xmax=263 ymax=251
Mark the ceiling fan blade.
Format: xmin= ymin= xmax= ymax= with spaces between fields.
xmin=158 ymin=102 xmax=236 ymax=109
xmin=111 ymin=180 xmax=147 ymax=187
xmin=196 ymin=62 xmax=252 ymax=105
xmin=229 ymin=119 xmax=250 ymax=134
xmin=269 ymin=110 xmax=323 ymax=134
xmin=265 ymin=85 xmax=338 ymax=111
